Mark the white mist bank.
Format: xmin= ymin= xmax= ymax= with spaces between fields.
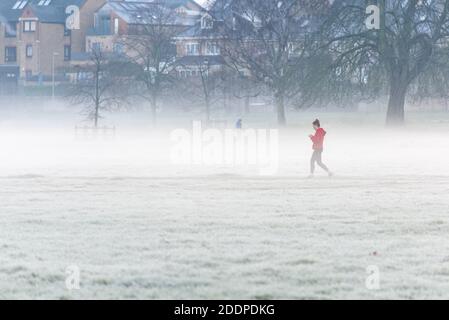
xmin=1 ymin=111 xmax=449 ymax=299
xmin=0 ymin=112 xmax=448 ymax=178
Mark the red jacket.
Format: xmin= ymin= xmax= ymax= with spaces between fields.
xmin=310 ymin=128 xmax=326 ymax=150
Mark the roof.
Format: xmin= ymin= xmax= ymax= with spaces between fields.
xmin=101 ymin=1 xmax=169 ymax=24
xmin=161 ymin=0 xmax=202 ymax=10
xmin=0 ymin=0 xmax=86 ymax=23
xmin=98 ymin=0 xmax=203 ymax=25
xmin=0 ymin=1 xmax=23 ymax=21
xmin=177 ymin=20 xmax=224 ymax=38
xmin=126 ymin=0 xmax=204 ymax=10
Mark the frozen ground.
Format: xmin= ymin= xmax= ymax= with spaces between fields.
xmin=1 ymin=110 xmax=449 ymax=299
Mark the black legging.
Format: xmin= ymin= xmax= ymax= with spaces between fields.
xmin=310 ymin=149 xmax=329 ymax=174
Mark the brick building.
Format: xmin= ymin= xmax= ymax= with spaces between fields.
xmin=0 ymin=0 xmax=105 ymax=81
xmin=0 ymin=0 xmax=222 ymax=86
xmin=84 ymin=0 xmax=203 ymax=55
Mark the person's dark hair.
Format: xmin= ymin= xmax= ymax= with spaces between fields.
xmin=313 ymin=119 xmax=321 ymax=127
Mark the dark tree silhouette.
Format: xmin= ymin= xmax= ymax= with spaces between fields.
xmin=326 ymin=0 xmax=449 ymax=125
xmin=220 ymin=0 xmax=330 ymax=125
xmin=119 ymin=4 xmax=181 ymax=126
xmin=68 ymin=49 xmax=131 ymax=127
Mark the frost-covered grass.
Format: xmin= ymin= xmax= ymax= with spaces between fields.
xmin=1 ymin=110 xmax=449 ymax=299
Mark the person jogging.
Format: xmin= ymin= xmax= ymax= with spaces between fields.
xmin=309 ymin=119 xmax=333 ymax=177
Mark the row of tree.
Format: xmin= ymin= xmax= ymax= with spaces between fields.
xmin=68 ymin=0 xmax=449 ymax=127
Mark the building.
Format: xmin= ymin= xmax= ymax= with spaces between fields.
xmin=0 ymin=64 xmax=19 ymax=94
xmin=0 ymin=0 xmax=216 ymax=85
xmin=84 ymin=0 xmax=203 ymax=55
xmin=0 ymin=0 xmax=106 ymax=81
xmin=173 ymin=0 xmax=235 ymax=77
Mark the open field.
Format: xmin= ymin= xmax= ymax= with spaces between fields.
xmin=1 ymin=110 xmax=449 ymax=299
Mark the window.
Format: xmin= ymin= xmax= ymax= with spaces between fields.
xmin=201 ymin=15 xmax=213 ymax=29
xmin=206 ymin=43 xmax=220 ymax=55
xmin=23 ymin=20 xmax=36 ymax=32
xmin=64 ymin=45 xmax=71 ymax=61
xmin=176 ymin=7 xmax=187 ymax=15
xmin=12 ymin=1 xmax=28 ymax=10
xmin=186 ymin=43 xmax=199 ymax=55
xmin=178 ymin=69 xmax=199 ymax=78
xmin=5 ymin=47 xmax=17 ymax=63
xmin=5 ymin=23 xmax=17 ymax=37
xmin=25 ymin=70 xmax=32 ymax=80
xmin=26 ymin=45 xmax=33 ymax=58
xmin=97 ymin=16 xmax=111 ymax=34
xmin=113 ymin=43 xmax=123 ymax=54
xmin=91 ymin=42 xmax=101 ymax=52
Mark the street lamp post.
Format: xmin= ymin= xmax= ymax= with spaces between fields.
xmin=202 ymin=58 xmax=210 ymax=122
xmin=52 ymin=52 xmax=59 ymax=100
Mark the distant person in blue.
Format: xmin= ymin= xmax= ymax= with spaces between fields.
xmin=236 ymin=119 xmax=242 ymax=129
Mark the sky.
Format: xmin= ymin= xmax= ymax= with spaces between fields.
xmin=195 ymin=0 xmax=211 ymax=7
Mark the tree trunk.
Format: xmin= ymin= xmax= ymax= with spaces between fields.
xmin=223 ymin=87 xmax=229 ymax=115
xmin=386 ymin=78 xmax=407 ymax=126
xmin=94 ymin=68 xmax=100 ymax=128
xmin=275 ymin=93 xmax=286 ymax=126
xmin=244 ymin=96 xmax=250 ymax=115
xmin=205 ymin=96 xmax=211 ymax=123
xmin=150 ymin=95 xmax=157 ymax=127
xmin=94 ymin=103 xmax=99 ymax=128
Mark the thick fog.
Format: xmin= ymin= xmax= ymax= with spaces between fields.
xmin=1 ymin=99 xmax=449 ymax=299
xmin=1 ymin=100 xmax=448 ymax=178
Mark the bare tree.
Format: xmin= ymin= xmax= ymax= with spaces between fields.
xmin=220 ymin=0 xmax=330 ymax=125
xmin=410 ymin=43 xmax=449 ymax=111
xmin=119 ymin=4 xmax=181 ymax=126
xmin=68 ymin=49 xmax=131 ymax=127
xmin=176 ymin=58 xmax=229 ymax=122
xmin=229 ymin=72 xmax=263 ymax=115
xmin=325 ymin=0 xmax=449 ymax=125
xmin=197 ymin=60 xmax=215 ymax=122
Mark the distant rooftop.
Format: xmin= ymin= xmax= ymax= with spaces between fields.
xmin=0 ymin=0 xmax=86 ymax=23
xmin=97 ymin=0 xmax=204 ymax=26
